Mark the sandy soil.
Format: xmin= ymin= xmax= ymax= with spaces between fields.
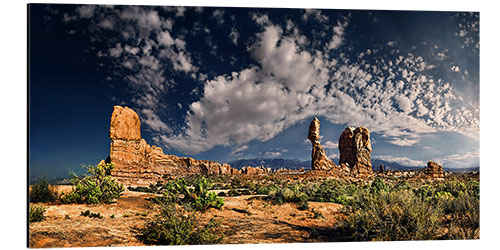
xmin=29 ymin=189 xmax=348 ymax=248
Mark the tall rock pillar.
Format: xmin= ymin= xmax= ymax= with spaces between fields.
xmin=338 ymin=126 xmax=373 ymax=177
xmin=308 ymin=117 xmax=336 ymax=170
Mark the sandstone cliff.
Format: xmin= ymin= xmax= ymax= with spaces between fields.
xmin=338 ymin=126 xmax=373 ymax=177
xmin=109 ymin=106 xmax=241 ymax=186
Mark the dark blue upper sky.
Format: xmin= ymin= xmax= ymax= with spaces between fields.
xmin=29 ymin=4 xmax=479 ymax=178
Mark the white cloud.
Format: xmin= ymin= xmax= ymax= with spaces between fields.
xmin=302 ymin=9 xmax=329 ymax=23
xmin=231 ymin=145 xmax=249 ymax=156
xmin=229 ymin=27 xmax=239 ymax=45
xmin=387 ymin=138 xmax=420 ymax=147
xmin=252 ymin=13 xmax=269 ymax=26
xmin=450 ymin=65 xmax=460 ymax=72
xmin=265 ymin=151 xmax=282 ymax=157
xmin=76 ymin=5 xmax=95 ymax=18
xmin=211 ymin=9 xmax=225 ymax=24
xmin=328 ymin=21 xmax=348 ymax=50
xmin=71 ymin=6 xmax=478 ymax=155
xmin=373 ymin=155 xmax=426 ymax=167
xmin=323 ymin=140 xmax=338 ymax=149
xmin=328 ymin=153 xmax=339 ymax=159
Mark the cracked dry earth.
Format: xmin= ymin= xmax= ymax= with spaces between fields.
xmin=29 ymin=187 xmax=349 ymax=248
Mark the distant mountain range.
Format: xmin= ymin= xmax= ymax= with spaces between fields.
xmin=228 ymin=158 xmax=479 ymax=172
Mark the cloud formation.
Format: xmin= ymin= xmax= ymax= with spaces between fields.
xmin=64 ymin=6 xmax=479 ymax=157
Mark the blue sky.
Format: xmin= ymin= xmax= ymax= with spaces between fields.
xmin=29 ymin=4 xmax=479 ymax=178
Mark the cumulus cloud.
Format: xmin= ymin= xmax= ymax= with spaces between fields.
xmin=373 ymin=155 xmax=426 ymax=167
xmin=302 ymin=9 xmax=329 ymax=23
xmin=229 ymin=27 xmax=239 ymax=45
xmin=64 ymin=5 xmax=201 ymax=135
xmin=327 ymin=20 xmax=348 ymax=50
xmin=69 ymin=6 xmax=479 ymax=155
xmin=231 ymin=144 xmax=249 ymax=156
xmin=157 ymin=16 xmax=478 ymax=153
xmin=323 ymin=140 xmax=338 ymax=149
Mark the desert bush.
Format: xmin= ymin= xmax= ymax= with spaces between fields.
xmin=414 ymin=184 xmax=436 ymax=200
xmin=30 ymin=174 xmax=59 ymax=203
xmin=436 ymin=180 xmax=467 ymax=198
xmin=29 ymin=204 xmax=47 ymax=223
xmin=370 ymin=176 xmax=389 ymax=194
xmin=60 ymin=163 xmax=124 ymax=204
xmin=140 ymin=204 xmax=224 ymax=245
xmin=441 ymin=192 xmax=479 ymax=239
xmin=80 ymin=210 xmax=103 ymax=219
xmin=343 ymin=189 xmax=442 ymax=241
xmin=154 ymin=176 xmax=224 ymax=212
xmin=392 ymin=180 xmax=412 ymax=191
xmin=466 ymin=180 xmax=480 ymax=199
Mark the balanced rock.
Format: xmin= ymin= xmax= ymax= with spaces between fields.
xmin=424 ymin=161 xmax=445 ymax=179
xmin=308 ymin=117 xmax=336 ymax=170
xmin=338 ymin=126 xmax=373 ymax=177
xmin=108 ymin=106 xmax=238 ymax=186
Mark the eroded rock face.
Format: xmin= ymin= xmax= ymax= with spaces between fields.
xmin=308 ymin=117 xmax=337 ymax=170
xmin=241 ymin=166 xmax=269 ymax=175
xmin=425 ymin=161 xmax=445 ymax=179
xmin=338 ymin=126 xmax=373 ymax=177
xmin=109 ymin=106 xmax=238 ymax=186
xmin=110 ymin=106 xmax=141 ymax=141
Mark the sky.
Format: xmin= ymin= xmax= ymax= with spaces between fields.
xmin=28 ymin=4 xmax=480 ymax=178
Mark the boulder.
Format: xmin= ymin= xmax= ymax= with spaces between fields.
xmin=424 ymin=161 xmax=445 ymax=179
xmin=338 ymin=126 xmax=373 ymax=177
xmin=308 ymin=117 xmax=337 ymax=170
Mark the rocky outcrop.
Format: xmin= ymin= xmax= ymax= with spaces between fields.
xmin=241 ymin=166 xmax=270 ymax=175
xmin=109 ymin=106 xmax=239 ymax=186
xmin=308 ymin=117 xmax=337 ymax=170
xmin=379 ymin=164 xmax=385 ymax=174
xmin=338 ymin=127 xmax=373 ymax=177
xmin=424 ymin=161 xmax=445 ymax=179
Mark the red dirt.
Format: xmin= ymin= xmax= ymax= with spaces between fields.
xmin=29 ymin=189 xmax=348 ymax=248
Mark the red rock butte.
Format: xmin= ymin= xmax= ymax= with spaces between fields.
xmin=109 ymin=106 xmax=242 ymax=186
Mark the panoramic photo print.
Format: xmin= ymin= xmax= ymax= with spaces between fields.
xmin=28 ymin=3 xmax=479 ymax=247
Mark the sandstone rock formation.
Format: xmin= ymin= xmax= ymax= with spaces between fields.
xmin=308 ymin=117 xmax=337 ymax=171
xmin=424 ymin=161 xmax=445 ymax=179
xmin=241 ymin=166 xmax=270 ymax=175
xmin=379 ymin=164 xmax=385 ymax=174
xmin=109 ymin=106 xmax=239 ymax=186
xmin=338 ymin=126 xmax=373 ymax=177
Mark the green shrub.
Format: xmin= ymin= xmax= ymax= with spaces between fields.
xmin=343 ymin=189 xmax=442 ymax=241
xmin=29 ymin=204 xmax=47 ymax=223
xmin=80 ymin=210 xmax=103 ymax=219
xmin=140 ymin=205 xmax=224 ymax=245
xmin=370 ymin=176 xmax=389 ymax=194
xmin=30 ymin=174 xmax=59 ymax=203
xmin=154 ymin=176 xmax=224 ymax=212
xmin=466 ymin=180 xmax=480 ymax=199
xmin=60 ymin=163 xmax=124 ymax=204
xmin=414 ymin=184 xmax=436 ymax=200
xmin=442 ymin=193 xmax=479 ymax=239
xmin=436 ymin=180 xmax=467 ymax=198
xmin=227 ymin=189 xmax=241 ymax=197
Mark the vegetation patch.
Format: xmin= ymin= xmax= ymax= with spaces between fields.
xmin=60 ymin=163 xmax=124 ymax=204
xmin=140 ymin=205 xmax=224 ymax=245
xmin=29 ymin=204 xmax=47 ymax=223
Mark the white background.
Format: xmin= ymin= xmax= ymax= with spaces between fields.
xmin=1 ymin=0 xmax=497 ymax=249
